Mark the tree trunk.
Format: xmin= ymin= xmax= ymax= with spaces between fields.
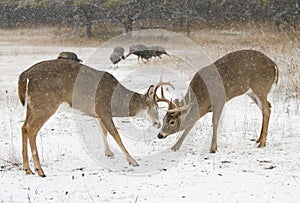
xmin=82 ymin=6 xmax=93 ymax=38
xmin=185 ymin=17 xmax=191 ymax=36
xmin=124 ymin=14 xmax=133 ymax=34
xmin=86 ymin=19 xmax=92 ymax=38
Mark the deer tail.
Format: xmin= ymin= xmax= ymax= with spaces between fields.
xmin=18 ymin=71 xmax=29 ymax=106
xmin=275 ymin=64 xmax=279 ymax=85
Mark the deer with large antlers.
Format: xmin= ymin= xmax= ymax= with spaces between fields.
xmin=156 ymin=50 xmax=279 ymax=153
xmin=18 ymin=59 xmax=162 ymax=177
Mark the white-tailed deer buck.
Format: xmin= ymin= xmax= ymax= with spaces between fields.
xmin=156 ymin=50 xmax=279 ymax=153
xmin=18 ymin=59 xmax=161 ymax=177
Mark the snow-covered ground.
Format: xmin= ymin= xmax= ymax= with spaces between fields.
xmin=0 ymin=30 xmax=299 ymax=202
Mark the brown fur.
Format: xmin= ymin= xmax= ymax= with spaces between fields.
xmin=158 ymin=50 xmax=279 ymax=153
xmin=19 ymin=59 xmax=160 ymax=177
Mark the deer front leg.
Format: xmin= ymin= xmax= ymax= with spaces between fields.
xmin=171 ymin=126 xmax=193 ymax=151
xmin=210 ymin=106 xmax=224 ymax=153
xmin=101 ymin=118 xmax=138 ymax=166
xmin=102 ymin=133 xmax=115 ymax=157
xmin=97 ymin=119 xmax=114 ymax=157
xmin=210 ymin=117 xmax=218 ymax=153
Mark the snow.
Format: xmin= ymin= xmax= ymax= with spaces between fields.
xmin=0 ymin=30 xmax=300 ymax=202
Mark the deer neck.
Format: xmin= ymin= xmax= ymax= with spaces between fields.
xmin=110 ymin=85 xmax=146 ymax=118
xmin=128 ymin=93 xmax=147 ymax=117
xmin=179 ymin=97 xmax=199 ymax=131
xmin=179 ymin=87 xmax=211 ymax=130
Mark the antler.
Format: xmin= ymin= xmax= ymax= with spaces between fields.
xmin=166 ymin=90 xmax=192 ymax=113
xmin=153 ymin=77 xmax=175 ymax=105
xmin=153 ymin=77 xmax=192 ymax=113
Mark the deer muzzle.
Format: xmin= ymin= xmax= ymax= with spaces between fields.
xmin=157 ymin=133 xmax=166 ymax=139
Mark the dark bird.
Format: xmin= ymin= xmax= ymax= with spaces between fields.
xmin=126 ymin=44 xmax=148 ymax=63
xmin=126 ymin=44 xmax=169 ymax=63
xmin=147 ymin=46 xmax=170 ymax=59
xmin=110 ymin=46 xmax=125 ymax=68
xmin=57 ymin=52 xmax=82 ymax=62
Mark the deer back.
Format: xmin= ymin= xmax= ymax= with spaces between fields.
xmin=190 ymin=50 xmax=278 ymax=110
xmin=19 ymin=59 xmax=136 ymax=117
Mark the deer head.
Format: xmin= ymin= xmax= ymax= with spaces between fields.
xmin=144 ymin=85 xmax=161 ymax=128
xmin=153 ymin=79 xmax=193 ymax=138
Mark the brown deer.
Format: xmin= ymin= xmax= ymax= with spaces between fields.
xmin=156 ymin=50 xmax=279 ymax=153
xmin=18 ymin=59 xmax=162 ymax=177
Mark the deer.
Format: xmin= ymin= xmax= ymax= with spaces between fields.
xmin=156 ymin=50 xmax=279 ymax=153
xmin=18 ymin=59 xmax=163 ymax=177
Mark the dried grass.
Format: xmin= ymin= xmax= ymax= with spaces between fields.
xmin=0 ymin=23 xmax=299 ymax=95
xmin=0 ymin=26 xmax=102 ymax=47
xmin=189 ymin=22 xmax=300 ymax=96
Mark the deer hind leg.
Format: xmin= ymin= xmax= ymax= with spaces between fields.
xmin=210 ymin=104 xmax=224 ymax=153
xmin=97 ymin=119 xmax=114 ymax=157
xmin=24 ymin=105 xmax=57 ymax=177
xmin=257 ymin=98 xmax=271 ymax=148
xmin=22 ymin=107 xmax=33 ymax=175
xmin=100 ymin=117 xmax=138 ymax=166
xmin=247 ymin=92 xmax=262 ymax=110
xmin=248 ymin=91 xmax=271 ymax=147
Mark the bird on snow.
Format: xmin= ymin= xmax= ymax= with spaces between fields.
xmin=57 ymin=51 xmax=82 ymax=62
xmin=125 ymin=44 xmax=148 ymax=63
xmin=110 ymin=46 xmax=125 ymax=68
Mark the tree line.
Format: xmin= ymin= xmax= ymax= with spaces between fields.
xmin=0 ymin=0 xmax=299 ymax=37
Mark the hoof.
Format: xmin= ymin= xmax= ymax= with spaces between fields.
xmin=171 ymin=145 xmax=180 ymax=151
xmin=132 ymin=163 xmax=139 ymax=167
xmin=210 ymin=147 xmax=217 ymax=153
xmin=105 ymin=150 xmax=115 ymax=157
xmin=23 ymin=168 xmax=34 ymax=175
xmin=35 ymin=168 xmax=46 ymax=177
xmin=171 ymin=141 xmax=182 ymax=151
xmin=128 ymin=159 xmax=139 ymax=167
xmin=257 ymin=142 xmax=266 ymax=148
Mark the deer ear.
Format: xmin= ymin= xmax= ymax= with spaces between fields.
xmin=169 ymin=99 xmax=180 ymax=110
xmin=174 ymin=99 xmax=180 ymax=106
xmin=146 ymin=85 xmax=155 ymax=99
xmin=180 ymin=104 xmax=192 ymax=121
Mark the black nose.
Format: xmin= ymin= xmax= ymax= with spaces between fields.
xmin=157 ymin=133 xmax=164 ymax=139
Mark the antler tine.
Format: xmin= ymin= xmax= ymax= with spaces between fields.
xmin=166 ymin=102 xmax=190 ymax=113
xmin=159 ymin=75 xmax=175 ymax=89
xmin=181 ymin=93 xmax=186 ymax=106
xmin=153 ymin=77 xmax=175 ymax=104
xmin=182 ymin=92 xmax=192 ymax=111
xmin=153 ymin=77 xmax=190 ymax=114
xmin=161 ymin=85 xmax=164 ymax=98
xmin=153 ymin=80 xmax=175 ymax=95
xmin=188 ymin=89 xmax=192 ymax=105
xmin=165 ymin=92 xmax=191 ymax=113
